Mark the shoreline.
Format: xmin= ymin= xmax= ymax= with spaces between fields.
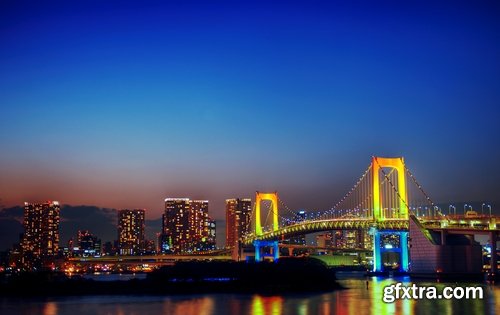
xmin=0 ymin=258 xmax=344 ymax=297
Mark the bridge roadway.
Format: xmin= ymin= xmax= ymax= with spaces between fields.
xmin=69 ymin=253 xmax=232 ymax=265
xmin=68 ymin=246 xmax=371 ymax=266
xmin=68 ymin=215 xmax=499 ymax=265
xmin=241 ymin=215 xmax=500 ymax=245
xmin=242 ymin=218 xmax=408 ymax=245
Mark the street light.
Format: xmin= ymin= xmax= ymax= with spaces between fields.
xmin=449 ymin=205 xmax=456 ymax=216
xmin=434 ymin=206 xmax=440 ymax=217
xmin=487 ymin=204 xmax=492 ymax=217
xmin=464 ymin=204 xmax=468 ymax=215
xmin=482 ymin=203 xmax=485 ymax=215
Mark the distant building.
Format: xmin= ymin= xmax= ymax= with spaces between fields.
xmin=162 ymin=198 xmax=215 ymax=253
xmin=316 ymin=233 xmax=331 ymax=248
xmin=76 ymin=230 xmax=101 ymax=257
xmin=225 ymin=198 xmax=252 ymax=248
xmin=207 ymin=219 xmax=217 ymax=249
xmin=102 ymin=241 xmax=118 ymax=256
xmin=163 ymin=198 xmax=190 ymax=253
xmin=189 ymin=200 xmax=209 ymax=248
xmin=329 ymin=229 xmax=369 ymax=249
xmin=144 ymin=239 xmax=156 ymax=254
xmin=284 ymin=210 xmax=307 ymax=245
xmin=157 ymin=232 xmax=171 ymax=254
xmin=22 ymin=201 xmax=60 ymax=269
xmin=118 ymin=209 xmax=145 ymax=255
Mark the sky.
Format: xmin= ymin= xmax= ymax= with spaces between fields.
xmin=1 ymin=1 xmax=500 ymax=223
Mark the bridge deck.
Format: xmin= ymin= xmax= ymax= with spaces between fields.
xmin=242 ymin=216 xmax=500 ymax=244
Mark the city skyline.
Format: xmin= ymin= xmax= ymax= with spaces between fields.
xmin=2 ymin=2 xmax=500 ymax=313
xmin=1 ymin=1 xmax=500 ymax=223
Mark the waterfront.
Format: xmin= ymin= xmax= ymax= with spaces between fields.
xmin=1 ymin=277 xmax=498 ymax=315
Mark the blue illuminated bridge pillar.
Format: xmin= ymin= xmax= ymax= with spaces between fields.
xmin=253 ymin=240 xmax=279 ymax=262
xmin=373 ymin=230 xmax=409 ymax=272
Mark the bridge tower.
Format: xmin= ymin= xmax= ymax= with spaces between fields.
xmin=372 ymin=156 xmax=409 ymax=221
xmin=255 ymin=191 xmax=279 ymax=236
xmin=253 ymin=191 xmax=279 ymax=262
xmin=371 ymin=157 xmax=409 ymax=272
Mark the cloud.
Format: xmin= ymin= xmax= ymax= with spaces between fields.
xmin=59 ymin=205 xmax=118 ymax=246
xmin=0 ymin=206 xmax=169 ymax=252
xmin=0 ymin=205 xmax=226 ymax=251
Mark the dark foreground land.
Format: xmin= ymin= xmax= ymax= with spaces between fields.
xmin=0 ymin=257 xmax=342 ymax=296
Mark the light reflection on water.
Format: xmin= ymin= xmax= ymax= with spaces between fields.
xmin=0 ymin=278 xmax=498 ymax=315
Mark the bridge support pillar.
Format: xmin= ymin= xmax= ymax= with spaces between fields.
xmin=490 ymin=232 xmax=497 ymax=276
xmin=253 ymin=240 xmax=279 ymax=262
xmin=441 ymin=230 xmax=447 ymax=246
xmin=372 ymin=230 xmax=409 ymax=272
xmin=373 ymin=231 xmax=382 ymax=272
xmin=401 ymin=232 xmax=409 ymax=272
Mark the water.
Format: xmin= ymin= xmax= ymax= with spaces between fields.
xmin=81 ymin=273 xmax=147 ymax=282
xmin=1 ymin=277 xmax=498 ymax=315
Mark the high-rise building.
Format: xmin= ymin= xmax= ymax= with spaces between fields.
xmin=118 ymin=209 xmax=145 ymax=255
xmin=189 ymin=200 xmax=209 ymax=246
xmin=22 ymin=201 xmax=60 ymax=267
xmin=206 ymin=219 xmax=216 ymax=250
xmin=225 ymin=198 xmax=252 ymax=248
xmin=163 ymin=198 xmax=190 ymax=253
xmin=162 ymin=198 xmax=214 ymax=253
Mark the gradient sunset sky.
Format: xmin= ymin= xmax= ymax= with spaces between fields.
xmin=1 ymin=1 xmax=499 ymax=220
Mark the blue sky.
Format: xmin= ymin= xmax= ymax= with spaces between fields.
xmin=1 ymin=1 xmax=499 ymax=219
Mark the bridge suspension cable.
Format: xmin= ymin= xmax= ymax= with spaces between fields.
xmin=405 ymin=166 xmax=435 ymax=208
xmin=245 ymin=157 xmax=440 ymax=241
xmin=371 ymin=158 xmax=440 ymax=218
xmin=317 ymin=157 xmax=439 ymax=221
xmin=319 ymin=164 xmax=373 ymax=220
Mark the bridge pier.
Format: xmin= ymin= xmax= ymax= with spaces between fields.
xmin=490 ymin=232 xmax=497 ymax=276
xmin=253 ymin=240 xmax=279 ymax=262
xmin=441 ymin=230 xmax=447 ymax=245
xmin=373 ymin=230 xmax=409 ymax=272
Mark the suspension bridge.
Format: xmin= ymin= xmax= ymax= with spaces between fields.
xmin=240 ymin=156 xmax=500 ymax=274
xmin=68 ymin=156 xmax=498 ymax=275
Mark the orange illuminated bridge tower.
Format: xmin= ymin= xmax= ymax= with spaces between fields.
xmin=253 ymin=191 xmax=279 ymax=261
xmin=371 ymin=156 xmax=409 ymax=272
xmin=372 ymin=156 xmax=409 ymax=221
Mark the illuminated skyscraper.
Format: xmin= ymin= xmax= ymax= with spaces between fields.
xmin=163 ymin=198 xmax=190 ymax=253
xmin=189 ymin=200 xmax=209 ymax=244
xmin=22 ymin=201 xmax=60 ymax=268
xmin=162 ymin=198 xmax=214 ymax=253
xmin=118 ymin=209 xmax=145 ymax=255
xmin=225 ymin=198 xmax=252 ymax=248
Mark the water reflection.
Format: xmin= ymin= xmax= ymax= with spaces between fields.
xmin=0 ymin=278 xmax=498 ymax=315
xmin=163 ymin=296 xmax=214 ymax=315
xmin=251 ymin=296 xmax=283 ymax=315
xmin=43 ymin=302 xmax=58 ymax=315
